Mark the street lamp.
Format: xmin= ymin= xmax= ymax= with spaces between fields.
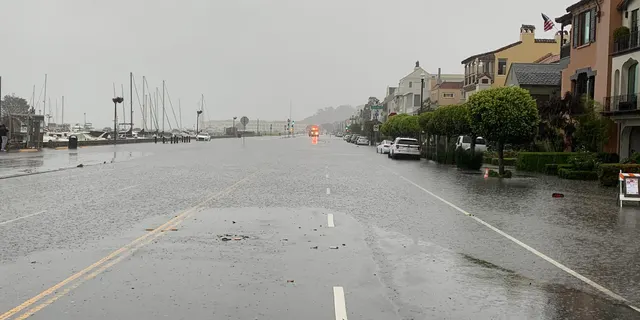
xmin=112 ymin=97 xmax=124 ymax=145
xmin=196 ymin=110 xmax=203 ymax=134
xmin=232 ymin=116 xmax=237 ymax=136
xmin=420 ymin=72 xmax=426 ymax=114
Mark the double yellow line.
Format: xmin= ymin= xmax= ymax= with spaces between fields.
xmin=0 ymin=170 xmax=259 ymax=320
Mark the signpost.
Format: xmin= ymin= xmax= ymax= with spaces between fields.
xmin=370 ymin=105 xmax=383 ymax=110
xmin=619 ymin=171 xmax=640 ymax=207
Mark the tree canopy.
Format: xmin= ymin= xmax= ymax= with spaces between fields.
xmin=1 ymin=94 xmax=31 ymax=115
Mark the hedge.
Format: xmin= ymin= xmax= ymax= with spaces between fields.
xmin=516 ymin=152 xmax=574 ymax=172
xmin=545 ymin=163 xmax=573 ymax=175
xmin=490 ymin=158 xmax=517 ymax=166
xmin=558 ymin=168 xmax=598 ymax=180
xmin=598 ymin=164 xmax=640 ymax=187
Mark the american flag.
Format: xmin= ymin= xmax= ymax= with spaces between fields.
xmin=542 ymin=13 xmax=555 ymax=32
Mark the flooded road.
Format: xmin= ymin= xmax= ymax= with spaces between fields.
xmin=0 ymin=136 xmax=639 ymax=319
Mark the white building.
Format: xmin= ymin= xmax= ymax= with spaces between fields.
xmin=607 ymin=0 xmax=640 ymax=159
xmin=386 ymin=62 xmax=464 ymax=115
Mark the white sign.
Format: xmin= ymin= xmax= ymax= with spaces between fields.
xmin=373 ymin=124 xmax=380 ymax=132
xmin=626 ymin=178 xmax=639 ymax=195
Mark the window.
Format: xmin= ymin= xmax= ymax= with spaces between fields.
xmin=443 ymin=93 xmax=454 ymax=98
xmin=413 ymin=94 xmax=421 ymax=106
xmin=498 ymin=59 xmax=507 ymax=75
xmin=409 ymin=82 xmax=412 ymax=88
xmin=632 ymin=9 xmax=638 ymax=32
xmin=573 ymin=8 xmax=596 ymax=47
xmin=629 ymin=63 xmax=637 ymax=95
xmin=481 ymin=78 xmax=490 ymax=84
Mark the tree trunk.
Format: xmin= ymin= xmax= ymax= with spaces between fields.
xmin=470 ymin=134 xmax=477 ymax=158
xmin=497 ymin=141 xmax=504 ymax=175
xmin=445 ymin=136 xmax=450 ymax=164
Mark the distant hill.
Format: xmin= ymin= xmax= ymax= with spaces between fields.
xmin=301 ymin=105 xmax=356 ymax=124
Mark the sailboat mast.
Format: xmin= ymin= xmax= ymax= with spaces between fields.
xmin=179 ymin=99 xmax=182 ymax=130
xmin=121 ymin=84 xmax=126 ymax=131
xmin=162 ymin=81 xmax=165 ymax=134
xmin=130 ymin=72 xmax=133 ymax=132
xmin=61 ymin=96 xmax=64 ymax=128
xmin=142 ymin=76 xmax=146 ymax=131
xmin=42 ymin=74 xmax=47 ymax=115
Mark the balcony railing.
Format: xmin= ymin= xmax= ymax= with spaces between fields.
xmin=560 ymin=44 xmax=570 ymax=59
xmin=604 ymin=94 xmax=639 ymax=112
xmin=613 ymin=30 xmax=640 ymax=54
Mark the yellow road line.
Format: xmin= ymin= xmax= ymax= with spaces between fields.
xmin=0 ymin=170 xmax=258 ymax=320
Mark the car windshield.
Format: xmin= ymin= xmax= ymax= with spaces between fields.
xmin=476 ymin=137 xmax=486 ymax=145
xmin=462 ymin=136 xmax=472 ymax=143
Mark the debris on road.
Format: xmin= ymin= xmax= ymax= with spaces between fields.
xmin=287 ymin=280 xmax=295 ymax=283
xmin=77 ymin=164 xmax=84 ymax=168
xmin=145 ymin=228 xmax=154 ymax=231
xmin=329 ymin=246 xmax=339 ymax=249
xmin=218 ymin=234 xmax=250 ymax=242
xmin=232 ymin=221 xmax=236 ymax=224
xmin=310 ymin=246 xmax=318 ymax=249
xmin=552 ymin=193 xmax=564 ymax=198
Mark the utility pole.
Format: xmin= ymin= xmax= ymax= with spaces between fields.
xmin=0 ymin=76 xmax=2 ymax=120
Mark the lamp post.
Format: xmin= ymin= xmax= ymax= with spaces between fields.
xmin=112 ymin=97 xmax=124 ymax=145
xmin=196 ymin=110 xmax=203 ymax=135
xmin=420 ymin=72 xmax=426 ymax=114
xmin=232 ymin=116 xmax=237 ymax=135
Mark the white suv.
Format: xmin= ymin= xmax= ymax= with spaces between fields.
xmin=388 ymin=137 xmax=421 ymax=160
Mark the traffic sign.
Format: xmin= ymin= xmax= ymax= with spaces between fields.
xmin=240 ymin=116 xmax=249 ymax=126
xmin=373 ymin=124 xmax=380 ymax=132
xmin=371 ymin=105 xmax=383 ymax=110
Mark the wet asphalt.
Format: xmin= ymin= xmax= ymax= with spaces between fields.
xmin=0 ymin=136 xmax=640 ymax=319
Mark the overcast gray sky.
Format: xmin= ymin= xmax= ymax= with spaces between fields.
xmin=0 ymin=0 xmax=576 ymax=129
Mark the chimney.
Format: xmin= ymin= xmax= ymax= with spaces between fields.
xmin=437 ymin=68 xmax=442 ymax=85
xmin=555 ymin=30 xmax=569 ymax=45
xmin=520 ymin=24 xmax=536 ymax=43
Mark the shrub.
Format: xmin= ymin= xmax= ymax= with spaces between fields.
xmin=455 ymin=147 xmax=483 ymax=170
xmin=596 ymin=152 xmax=620 ymax=164
xmin=545 ymin=164 xmax=559 ymax=175
xmin=488 ymin=169 xmax=512 ymax=178
xmin=598 ymin=164 xmax=640 ymax=187
xmin=614 ymin=26 xmax=631 ymax=42
xmin=483 ymin=156 xmax=492 ymax=164
xmin=558 ymin=168 xmax=598 ymax=180
xmin=516 ymin=152 xmax=574 ymax=172
xmin=568 ymin=152 xmax=598 ymax=171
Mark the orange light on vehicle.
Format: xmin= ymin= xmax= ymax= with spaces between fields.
xmin=312 ymin=137 xmax=318 ymax=144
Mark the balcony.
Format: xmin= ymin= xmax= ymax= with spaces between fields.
xmin=613 ymin=30 xmax=640 ymax=55
xmin=560 ymin=44 xmax=570 ymax=59
xmin=603 ymin=94 xmax=639 ymax=113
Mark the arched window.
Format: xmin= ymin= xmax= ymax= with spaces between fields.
xmin=628 ymin=63 xmax=638 ymax=96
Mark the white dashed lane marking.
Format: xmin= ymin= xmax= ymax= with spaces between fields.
xmin=326 ymin=188 xmax=331 ymax=195
xmin=327 ymin=214 xmax=335 ymax=227
xmin=0 ymin=211 xmax=47 ymax=226
xmin=333 ymin=286 xmax=348 ymax=320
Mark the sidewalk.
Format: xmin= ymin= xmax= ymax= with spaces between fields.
xmin=0 ymin=146 xmax=149 ymax=179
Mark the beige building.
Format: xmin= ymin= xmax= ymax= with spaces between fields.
xmin=429 ymin=82 xmax=464 ymax=108
xmin=461 ymin=24 xmax=563 ymax=99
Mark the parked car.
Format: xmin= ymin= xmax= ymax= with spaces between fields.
xmin=350 ymin=135 xmax=360 ymax=143
xmin=389 ymin=137 xmax=420 ymax=160
xmin=356 ymin=136 xmax=369 ymax=145
xmin=455 ymin=135 xmax=487 ymax=152
xmin=376 ymin=140 xmax=392 ymax=154
xmin=196 ymin=132 xmax=211 ymax=141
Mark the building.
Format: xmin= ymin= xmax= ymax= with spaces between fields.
xmin=429 ymin=81 xmax=464 ymax=108
xmin=461 ymin=25 xmax=564 ymax=100
xmin=381 ymin=86 xmax=397 ymax=120
xmin=505 ymin=63 xmax=563 ymax=106
xmin=389 ymin=62 xmax=463 ymax=115
xmin=556 ymin=0 xmax=620 ymax=104
xmin=603 ymin=0 xmax=640 ymax=158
